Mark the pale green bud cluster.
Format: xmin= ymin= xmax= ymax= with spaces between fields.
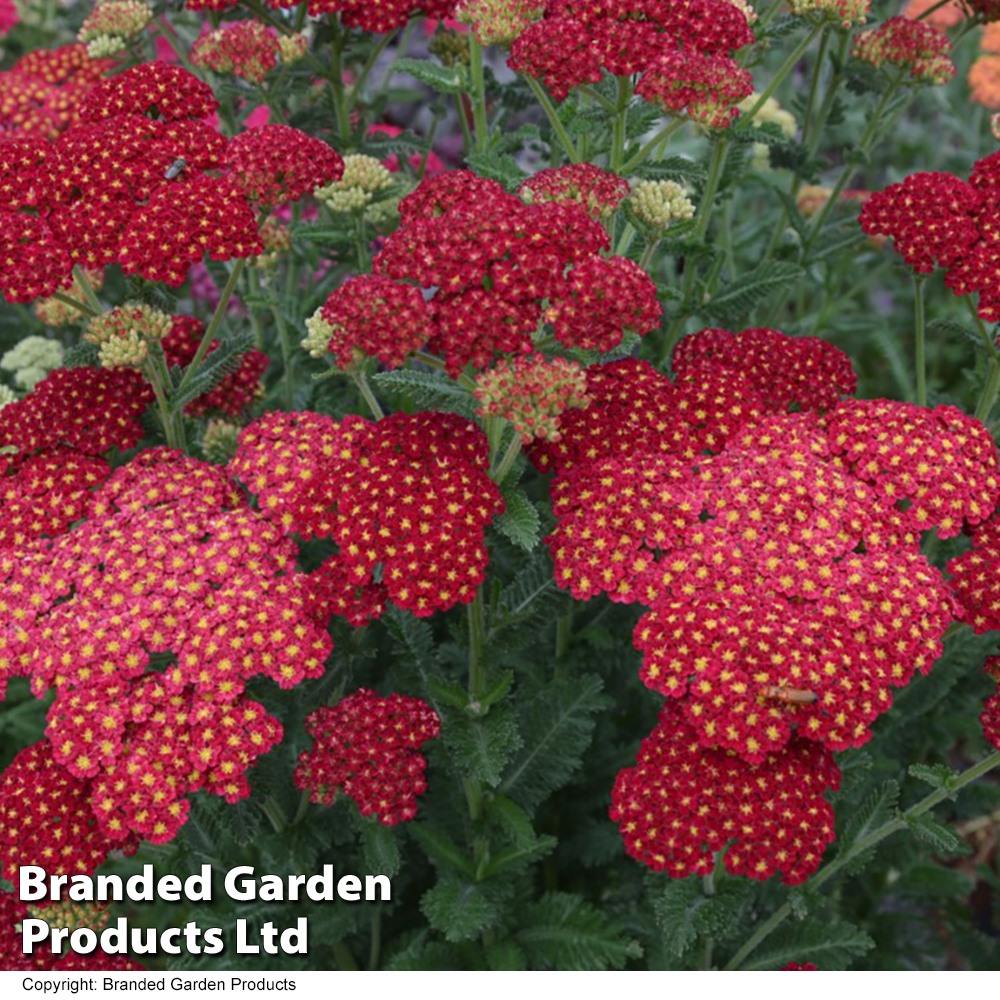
xmin=1 ymin=336 xmax=65 ymax=390
xmin=278 ymin=32 xmax=309 ymax=65
xmin=85 ymin=302 xmax=172 ymax=370
xmin=202 ymin=419 xmax=243 ymax=464
xmin=78 ymin=0 xmax=152 ymax=58
xmin=629 ymin=180 xmax=695 ymax=229
xmin=303 ymin=312 xmax=338 ymax=359
xmin=0 ymin=384 xmax=18 ymax=412
xmin=314 ymin=155 xmax=393 ymax=215
xmin=787 ymin=0 xmax=870 ymax=29
xmin=455 ymin=0 xmax=544 ymax=47
xmin=737 ymin=94 xmax=796 ymax=171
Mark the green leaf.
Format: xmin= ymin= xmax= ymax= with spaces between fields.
xmin=488 ymin=794 xmax=537 ymax=847
xmin=515 ymin=893 xmax=641 ymax=970
xmin=738 ymin=919 xmax=874 ymax=971
xmin=631 ymin=156 xmax=706 ymax=184
xmin=486 ymin=941 xmax=527 ymax=971
xmin=359 ymin=819 xmax=402 ymax=879
xmin=170 ymin=329 xmax=256 ymax=412
xmin=494 ymin=487 xmax=541 ymax=552
xmin=480 ymin=834 xmax=557 ymax=879
xmin=372 ymin=368 xmax=477 ymax=418
xmin=410 ymin=823 xmax=476 ymax=878
xmin=466 ymin=150 xmax=528 ymax=189
xmin=63 ymin=342 xmax=100 ymax=368
xmin=501 ymin=675 xmax=612 ymax=810
xmin=837 ymin=779 xmax=900 ymax=865
xmin=906 ymin=813 xmax=965 ymax=856
xmin=392 ymin=57 xmax=466 ymax=95
xmin=477 ymin=669 xmax=515 ymax=712
xmin=650 ymin=878 xmax=702 ymax=958
xmin=444 ymin=704 xmax=523 ymax=787
xmin=908 ymin=763 xmax=960 ymax=797
xmin=702 ymin=260 xmax=805 ymax=325
xmin=421 ymin=876 xmax=509 ymax=943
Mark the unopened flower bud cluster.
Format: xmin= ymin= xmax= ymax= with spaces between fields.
xmin=629 ymin=179 xmax=695 ymax=229
xmin=1 ymin=336 xmax=65 ymax=390
xmin=78 ymin=0 xmax=152 ymax=58
xmin=314 ymin=154 xmax=394 ymax=215
xmin=84 ymin=302 xmax=172 ymax=369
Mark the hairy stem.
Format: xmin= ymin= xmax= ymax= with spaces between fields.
xmin=525 ymin=76 xmax=581 ymax=164
xmin=914 ymin=276 xmax=927 ymax=407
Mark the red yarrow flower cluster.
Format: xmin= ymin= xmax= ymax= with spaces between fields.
xmin=509 ymin=0 xmax=754 ymax=104
xmin=610 ymin=705 xmax=840 ymax=884
xmin=191 ymin=22 xmax=281 ymax=85
xmin=0 ymin=367 xmax=152 ymax=457
xmin=162 ymin=314 xmax=269 ymax=416
xmin=672 ymin=327 xmax=857 ymax=413
xmin=224 ymin=124 xmax=345 ymax=208
xmin=636 ymin=49 xmax=754 ymax=129
xmin=517 ymin=163 xmax=630 ymax=221
xmin=859 ymin=153 xmax=1000 ymax=321
xmin=542 ymin=350 xmax=981 ymax=766
xmin=229 ymin=410 xmax=504 ymax=618
xmin=0 ymin=62 xmax=277 ymax=298
xmin=852 ymin=17 xmax=955 ymax=85
xmin=295 ymin=689 xmax=441 ymax=825
xmin=0 ymin=742 xmax=137 ymax=880
xmin=0 ymin=45 xmax=113 ymax=139
xmin=0 ymin=449 xmax=333 ymax=845
xmin=304 ymin=276 xmax=433 ymax=370
xmin=371 ymin=171 xmax=659 ymax=374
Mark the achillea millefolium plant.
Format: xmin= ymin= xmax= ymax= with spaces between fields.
xmin=1 ymin=0 xmax=1000 ymax=974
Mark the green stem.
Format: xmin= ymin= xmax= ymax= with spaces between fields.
xmin=554 ymin=613 xmax=572 ymax=682
xmin=621 ymin=118 xmax=685 ymax=174
xmin=915 ymin=0 xmax=951 ymax=17
xmin=975 ymin=355 xmax=1000 ymax=424
xmin=577 ymin=85 xmax=617 ymax=113
xmin=638 ymin=237 xmax=662 ymax=274
xmin=50 ymin=292 xmax=98 ymax=319
xmin=468 ymin=588 xmax=486 ymax=699
xmin=469 ymin=36 xmax=490 ymax=154
xmin=724 ymin=750 xmax=1000 ymax=971
xmin=346 ymin=30 xmax=397 ymax=116
xmin=966 ymin=294 xmax=998 ymax=357
xmin=455 ymin=94 xmax=475 ymax=156
xmin=615 ymin=222 xmax=637 ymax=258
xmin=173 ymin=258 xmax=246 ymax=400
xmin=72 ymin=266 xmax=102 ymax=312
xmin=492 ymin=433 xmax=522 ymax=483
xmin=330 ymin=28 xmax=352 ymax=145
xmin=659 ymin=137 xmax=729 ymax=365
xmin=798 ymin=27 xmax=831 ymax=153
xmin=524 ymin=76 xmax=581 ymax=164
xmin=353 ymin=369 xmax=384 ymax=419
xmin=610 ymin=76 xmax=630 ymax=173
xmin=262 ymin=797 xmax=287 ymax=835
xmin=741 ymin=23 xmax=823 ymax=125
xmin=332 ymin=940 xmax=359 ymax=972
xmin=914 ymin=276 xmax=927 ymax=407
xmin=368 ymin=907 xmax=382 ymax=971
xmin=271 ymin=303 xmax=295 ymax=411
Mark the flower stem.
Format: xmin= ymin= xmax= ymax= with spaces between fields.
xmin=173 ymin=258 xmax=246 ymax=401
xmin=468 ymin=588 xmax=487 ymax=699
xmin=524 ymin=76 xmax=581 ymax=164
xmin=492 ymin=433 xmax=522 ymax=483
xmin=72 ymin=266 xmax=102 ymax=312
xmin=50 ymin=292 xmax=99 ymax=319
xmin=975 ymin=355 xmax=1000 ymax=424
xmin=469 ymin=36 xmax=490 ymax=154
xmin=610 ymin=75 xmax=631 ymax=173
xmin=741 ymin=22 xmax=823 ymax=126
xmin=658 ymin=137 xmax=729 ymax=365
xmin=352 ymin=369 xmax=384 ymax=419
xmin=621 ymin=119 xmax=685 ymax=174
xmin=724 ymin=749 xmax=1000 ymax=971
xmin=913 ymin=275 xmax=927 ymax=407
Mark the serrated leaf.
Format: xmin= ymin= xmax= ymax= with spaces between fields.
xmin=501 ymin=675 xmax=612 ymax=810
xmin=486 ymin=941 xmax=527 ymax=971
xmin=738 ymin=919 xmax=874 ymax=971
xmin=466 ymin=150 xmax=528 ymax=189
xmin=650 ymin=878 xmax=702 ymax=958
xmin=63 ymin=342 xmax=100 ymax=368
xmin=494 ymin=487 xmax=541 ymax=551
xmin=906 ymin=814 xmax=964 ymax=856
xmin=373 ymin=368 xmax=477 ymax=418
xmin=480 ymin=833 xmax=557 ymax=879
xmin=631 ymin=156 xmax=706 ymax=184
xmin=359 ymin=819 xmax=402 ymax=879
xmin=515 ymin=892 xmax=641 ymax=970
xmin=410 ymin=823 xmax=476 ymax=878
xmin=477 ymin=669 xmax=514 ymax=712
xmin=703 ymin=260 xmax=805 ymax=324
xmin=908 ymin=762 xmax=960 ymax=795
xmin=392 ymin=57 xmax=466 ymax=95
xmin=488 ymin=794 xmax=536 ymax=847
xmin=445 ymin=704 xmax=522 ymax=788
xmin=421 ymin=876 xmax=508 ymax=943
xmin=837 ymin=779 xmax=900 ymax=860
xmin=170 ymin=329 xmax=255 ymax=412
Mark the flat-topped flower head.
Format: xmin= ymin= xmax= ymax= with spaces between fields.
xmin=191 ymin=21 xmax=281 ymax=85
xmin=629 ymin=179 xmax=695 ymax=229
xmin=314 ymin=154 xmax=393 ymax=215
xmin=456 ymin=0 xmax=544 ymax=46
xmin=518 ymin=164 xmax=630 ymax=221
xmin=78 ymin=1 xmax=152 ymax=58
xmin=610 ymin=706 xmax=840 ymax=884
xmin=787 ymin=0 xmax=869 ymax=28
xmin=295 ymin=689 xmax=441 ymax=825
xmin=84 ymin=302 xmax=172 ymax=369
xmin=853 ymin=17 xmax=955 ymax=86
xmin=304 ymin=275 xmax=433 ymax=369
xmin=225 ymin=124 xmax=344 ymax=208
xmin=80 ymin=61 xmax=218 ymax=122
xmin=636 ymin=50 xmax=753 ymax=129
